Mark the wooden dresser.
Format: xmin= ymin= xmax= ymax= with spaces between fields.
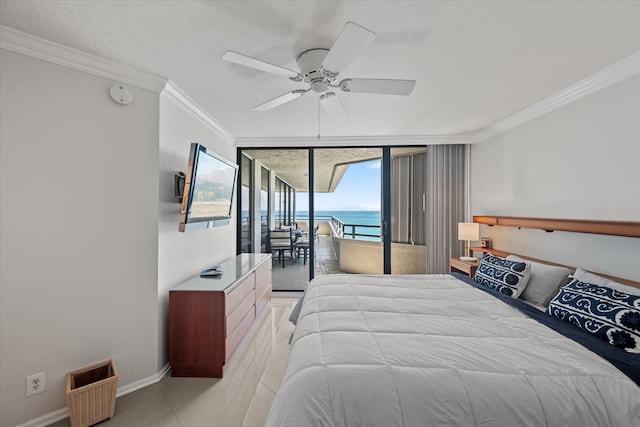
xmin=169 ymin=253 xmax=272 ymax=378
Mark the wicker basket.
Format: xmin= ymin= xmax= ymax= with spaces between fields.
xmin=66 ymin=360 xmax=118 ymax=427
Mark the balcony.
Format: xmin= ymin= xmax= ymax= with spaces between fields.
xmin=241 ymin=147 xmax=428 ymax=291
xmin=270 ymin=232 xmax=340 ymax=292
xmin=271 ymin=217 xmax=427 ymax=291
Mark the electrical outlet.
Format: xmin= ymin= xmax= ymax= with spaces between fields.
xmin=26 ymin=372 xmax=46 ymax=397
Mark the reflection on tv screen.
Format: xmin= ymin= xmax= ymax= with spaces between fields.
xmin=189 ymin=153 xmax=236 ymax=219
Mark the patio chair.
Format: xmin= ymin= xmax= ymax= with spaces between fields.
xmin=270 ymin=230 xmax=294 ymax=268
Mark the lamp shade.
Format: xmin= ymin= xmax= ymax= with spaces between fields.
xmin=458 ymin=222 xmax=480 ymax=241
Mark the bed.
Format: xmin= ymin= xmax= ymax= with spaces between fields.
xmin=266 ymin=269 xmax=640 ymax=426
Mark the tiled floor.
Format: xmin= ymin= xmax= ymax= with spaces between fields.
xmin=271 ymin=235 xmax=342 ymax=291
xmin=50 ymin=298 xmax=299 ymax=427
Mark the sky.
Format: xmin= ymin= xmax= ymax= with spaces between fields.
xmin=296 ymin=159 xmax=381 ymax=211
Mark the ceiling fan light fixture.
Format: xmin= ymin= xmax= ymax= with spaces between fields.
xmin=311 ymin=80 xmax=329 ymax=93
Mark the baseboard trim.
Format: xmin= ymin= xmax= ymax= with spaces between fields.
xmin=116 ymin=363 xmax=171 ymax=398
xmin=15 ymin=408 xmax=69 ymax=427
xmin=15 ymin=364 xmax=171 ymax=427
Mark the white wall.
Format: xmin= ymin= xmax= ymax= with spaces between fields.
xmin=0 ymin=50 xmax=160 ymax=426
xmin=157 ymin=90 xmax=236 ymax=370
xmin=471 ymin=75 xmax=640 ymax=281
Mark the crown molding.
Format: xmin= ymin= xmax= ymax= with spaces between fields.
xmin=163 ymin=82 xmax=236 ymax=145
xmin=0 ymin=25 xmax=237 ymax=143
xmin=237 ymin=48 xmax=640 ymax=147
xmin=230 ymin=52 xmax=640 ymax=147
xmin=475 ymin=51 xmax=640 ymax=143
xmin=2 ymin=24 xmax=637 ymax=145
xmin=0 ymin=25 xmax=168 ymax=93
xmin=236 ymin=133 xmax=477 ymax=147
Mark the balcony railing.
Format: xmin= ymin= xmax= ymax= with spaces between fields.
xmin=269 ymin=214 xmax=382 ymax=241
xmin=331 ymin=216 xmax=380 ymax=240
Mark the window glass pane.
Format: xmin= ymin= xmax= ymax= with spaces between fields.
xmin=240 ymin=154 xmax=252 ymax=253
xmin=260 ymin=167 xmax=269 ymax=252
xmin=309 ymin=148 xmax=382 ymax=278
xmin=275 ymin=178 xmax=282 ymax=229
xmin=242 ymin=149 xmax=310 ymax=291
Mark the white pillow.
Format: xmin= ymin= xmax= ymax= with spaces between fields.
xmin=506 ymin=255 xmax=571 ymax=306
xmin=573 ymin=268 xmax=640 ymax=296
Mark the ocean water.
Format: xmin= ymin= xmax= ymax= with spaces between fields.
xmin=297 ymin=210 xmax=381 ymax=241
xmin=245 ymin=210 xmax=382 ymax=240
xmin=296 ymin=210 xmax=379 ymax=223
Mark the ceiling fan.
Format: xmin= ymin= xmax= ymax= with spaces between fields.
xmin=222 ymin=22 xmax=416 ymax=121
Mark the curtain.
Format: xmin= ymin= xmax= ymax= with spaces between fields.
xmin=391 ymin=155 xmax=411 ymax=243
xmin=391 ymin=152 xmax=427 ymax=245
xmin=425 ymin=145 xmax=466 ymax=274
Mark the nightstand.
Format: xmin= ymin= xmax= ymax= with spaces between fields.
xmin=450 ymin=257 xmax=479 ymax=277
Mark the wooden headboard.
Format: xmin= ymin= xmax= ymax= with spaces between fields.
xmin=472 ymin=216 xmax=640 ymax=238
xmin=469 ymin=246 xmax=640 ymax=290
xmin=470 ymin=215 xmax=640 ymax=289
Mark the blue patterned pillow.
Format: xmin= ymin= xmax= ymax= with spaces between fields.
xmin=548 ymin=279 xmax=640 ymax=353
xmin=473 ymin=254 xmax=530 ymax=298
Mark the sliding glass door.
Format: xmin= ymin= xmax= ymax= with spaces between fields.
xmin=240 ymin=154 xmax=252 ymax=253
xmin=310 ymin=148 xmax=383 ymax=278
xmin=239 ymin=149 xmax=310 ymax=291
xmin=238 ymin=145 xmax=460 ymax=290
xmin=260 ymin=166 xmax=269 ymax=252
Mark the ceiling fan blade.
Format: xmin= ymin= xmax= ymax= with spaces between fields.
xmin=320 ymin=92 xmax=349 ymax=121
xmin=321 ymin=22 xmax=376 ymax=75
xmin=223 ymin=50 xmax=300 ymax=79
xmin=339 ymin=78 xmax=416 ymax=96
xmin=252 ymin=90 xmax=308 ymax=111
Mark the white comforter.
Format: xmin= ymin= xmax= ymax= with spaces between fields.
xmin=266 ymin=274 xmax=639 ymax=427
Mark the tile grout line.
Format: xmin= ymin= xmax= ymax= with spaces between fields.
xmin=151 ymin=301 xmax=294 ymax=427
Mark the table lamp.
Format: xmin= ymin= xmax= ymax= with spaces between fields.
xmin=458 ymin=222 xmax=480 ymax=262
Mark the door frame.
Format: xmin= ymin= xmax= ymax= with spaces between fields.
xmin=237 ymin=145 xmax=423 ymax=282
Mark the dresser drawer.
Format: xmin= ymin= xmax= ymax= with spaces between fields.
xmin=255 ymin=261 xmax=271 ymax=282
xmin=255 ymin=269 xmax=271 ymax=298
xmin=226 ymin=289 xmax=255 ymax=338
xmin=256 ymin=268 xmax=271 ymax=292
xmin=225 ymin=308 xmax=256 ymax=360
xmin=256 ymin=286 xmax=271 ymax=316
xmin=225 ymin=273 xmax=255 ymax=315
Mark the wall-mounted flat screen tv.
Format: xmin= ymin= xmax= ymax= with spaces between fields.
xmin=179 ymin=143 xmax=238 ymax=232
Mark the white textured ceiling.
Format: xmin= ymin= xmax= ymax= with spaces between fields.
xmin=1 ymin=1 xmax=638 ymax=140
